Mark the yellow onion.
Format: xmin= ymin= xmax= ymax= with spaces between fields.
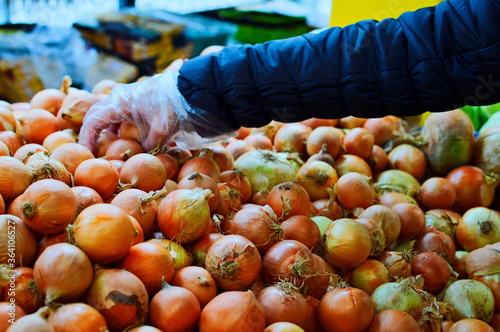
xmin=74 ymin=158 xmax=119 ymax=200
xmin=118 ymin=242 xmax=175 ymax=297
xmin=147 ymin=238 xmax=193 ymax=271
xmin=370 ymin=278 xmax=423 ymax=321
xmin=456 ymin=207 xmax=500 ymax=252
xmin=442 ymin=279 xmax=495 ymax=323
xmin=29 ymin=88 xmax=66 ymax=115
xmin=205 ymin=235 xmax=262 ymax=291
xmin=25 ymin=151 xmax=71 ymax=185
xmin=70 ymin=203 xmax=137 ymax=263
xmin=374 ymin=169 xmax=420 ymax=197
xmin=59 ymin=90 xmax=100 ymax=132
xmin=350 ymin=259 xmax=390 ymax=295
xmin=0 ymin=301 xmax=26 ymax=330
xmin=157 ymin=188 xmax=212 ymax=245
xmin=49 ymin=302 xmax=108 ymax=332
xmin=0 ymin=156 xmax=33 ymax=203
xmin=199 ymin=291 xmax=266 ymax=332
xmin=358 ymin=205 xmax=401 ymax=247
xmin=34 ymin=243 xmax=93 ymax=304
xmin=234 ymin=149 xmax=295 ymax=196
xmin=42 ymin=131 xmax=76 ymax=151
xmin=20 ymin=179 xmax=77 ymax=235
xmin=71 ymin=186 xmax=104 ymax=216
xmin=0 ymin=215 xmax=37 ymax=267
xmin=17 ymin=109 xmax=59 ymax=144
xmin=148 ymin=281 xmax=201 ymax=332
xmin=87 ymin=268 xmax=148 ymax=332
xmin=322 ymin=218 xmax=371 ymax=269
xmin=296 ymin=160 xmax=338 ymax=201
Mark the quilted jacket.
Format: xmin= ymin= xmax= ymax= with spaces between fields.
xmin=178 ymin=0 xmax=500 ymax=130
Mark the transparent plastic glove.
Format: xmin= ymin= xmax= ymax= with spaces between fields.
xmin=78 ymin=70 xmax=237 ymax=153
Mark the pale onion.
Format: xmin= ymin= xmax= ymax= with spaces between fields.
xmin=322 ymin=218 xmax=371 ymax=269
xmin=29 ymin=88 xmax=66 ymax=115
xmin=87 ymin=268 xmax=148 ymax=332
xmin=334 ymin=154 xmax=372 ymax=177
xmin=25 ymin=151 xmax=71 ymax=185
xmin=355 ymin=218 xmax=387 ymax=258
xmin=370 ymin=278 xmax=423 ymax=321
xmin=49 ymin=303 xmax=108 ymax=332
xmin=34 ymin=243 xmax=93 ymax=304
xmin=5 ymin=306 xmax=54 ymax=332
xmin=442 ymin=279 xmax=495 ymax=323
xmin=350 ymin=259 xmax=390 ymax=295
xmin=0 ymin=131 xmax=23 ymax=155
xmin=205 ymin=234 xmax=262 ymax=291
xmin=234 ymin=149 xmax=295 ymax=196
xmin=358 ymin=205 xmax=402 ymax=247
xmin=456 ymin=207 xmax=500 ymax=252
xmin=177 ymin=172 xmax=220 ymax=213
xmin=374 ymin=169 xmax=420 ymax=197
xmin=13 ymin=143 xmax=48 ymax=162
xmin=0 ymin=301 xmax=26 ymax=331
xmin=20 ymin=179 xmax=77 ymax=235
xmin=448 ymin=319 xmax=496 ymax=332
xmin=70 ymin=203 xmax=137 ymax=263
xmin=74 ymin=158 xmax=119 ymax=200
xmin=117 ymin=242 xmax=175 ymax=297
xmin=0 ymin=156 xmax=33 ymax=202
xmin=265 ymin=322 xmax=305 ymax=332
xmin=0 ymin=215 xmax=37 ymax=267
xmin=157 ymin=188 xmax=212 ymax=244
xmin=199 ymin=291 xmax=266 ymax=332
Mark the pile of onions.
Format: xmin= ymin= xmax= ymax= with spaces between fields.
xmin=87 ymin=268 xmax=149 ymax=332
xmin=205 ymin=234 xmax=262 ymax=291
xmin=199 ymin=291 xmax=266 ymax=331
xmin=70 ymin=203 xmax=137 ymax=263
xmin=148 ymin=282 xmax=201 ymax=331
xmin=20 ymin=179 xmax=77 ymax=234
xmin=157 ymin=188 xmax=213 ymax=244
xmin=34 ymin=243 xmax=93 ymax=304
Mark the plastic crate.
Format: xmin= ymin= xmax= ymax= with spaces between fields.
xmin=219 ymin=9 xmax=311 ymax=44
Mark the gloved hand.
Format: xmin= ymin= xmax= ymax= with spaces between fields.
xmin=78 ymin=70 xmax=237 ymax=154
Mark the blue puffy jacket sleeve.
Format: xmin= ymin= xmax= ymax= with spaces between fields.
xmin=177 ymin=0 xmax=500 ymax=130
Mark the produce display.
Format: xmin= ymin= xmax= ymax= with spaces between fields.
xmin=0 ymin=70 xmax=499 ymax=332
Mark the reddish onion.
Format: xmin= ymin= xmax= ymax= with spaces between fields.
xmin=153 ymin=153 xmax=180 ymax=180
xmin=3 ymin=267 xmax=43 ymax=314
xmin=170 ymin=266 xmax=217 ymax=308
xmin=318 ymin=285 xmax=375 ymax=332
xmin=177 ymin=148 xmax=221 ymax=182
xmin=336 ymin=172 xmax=376 ymax=210
xmin=363 ymin=115 xmax=402 ymax=146
xmin=199 ymin=291 xmax=266 ymax=332
xmin=392 ymin=202 xmax=426 ymax=242
xmin=71 ymin=186 xmax=104 ymax=215
xmin=413 ymin=227 xmax=456 ymax=263
xmin=377 ymin=250 xmax=413 ymax=281
xmin=220 ymin=169 xmax=252 ymax=203
xmin=366 ymin=310 xmax=420 ymax=332
xmin=281 ymin=215 xmax=321 ymax=251
xmin=265 ymin=181 xmax=311 ymax=219
xmin=188 ymin=233 xmax=225 ymax=267
xmin=0 ymin=131 xmax=23 ymax=155
xmin=366 ymin=145 xmax=389 ymax=173
xmin=343 ymin=127 xmax=375 ymax=159
xmin=410 ymin=251 xmax=452 ymax=292
xmin=387 ymin=143 xmax=427 ymax=181
xmin=0 ymin=301 xmax=26 ymax=331
xmin=274 ymin=123 xmax=312 ymax=159
xmin=147 ymin=238 xmax=193 ymax=271
xmin=417 ymin=177 xmax=457 ymax=211
xmin=257 ymin=282 xmax=309 ymax=328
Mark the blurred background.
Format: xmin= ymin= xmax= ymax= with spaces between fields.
xmin=0 ymin=0 xmax=332 ymax=102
